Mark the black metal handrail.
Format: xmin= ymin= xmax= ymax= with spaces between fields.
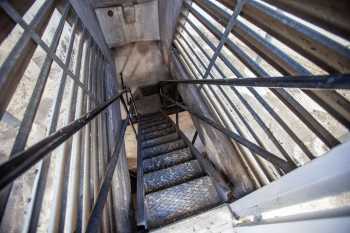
xmin=0 ymin=90 xmax=127 ymax=190
xmin=160 ymin=74 xmax=350 ymax=90
xmin=160 ymin=93 xmax=295 ymax=173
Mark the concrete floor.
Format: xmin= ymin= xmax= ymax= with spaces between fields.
xmin=151 ymin=204 xmax=235 ymax=233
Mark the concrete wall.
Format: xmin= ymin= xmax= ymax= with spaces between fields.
xmin=70 ymin=0 xmax=113 ymax=62
xmin=95 ymin=0 xmax=160 ymax=48
xmin=114 ymin=41 xmax=170 ymax=88
xmin=170 ymin=52 xmax=255 ymax=198
xmin=158 ymin=0 xmax=183 ymax=64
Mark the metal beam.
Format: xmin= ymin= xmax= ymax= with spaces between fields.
xmin=1 ymin=3 xmax=97 ymax=101
xmin=0 ymin=91 xmax=126 ymax=191
xmin=160 ymin=75 xmax=350 ymax=90
xmin=0 ymin=0 xmax=56 ymax=120
xmin=85 ymin=120 xmax=127 ymax=233
xmin=216 ymin=0 xmax=350 ymax=73
xmin=202 ymin=0 xmax=247 ymax=80
xmin=174 ymin=38 xmax=284 ymax=181
xmin=262 ymin=0 xmax=350 ymax=41
xmin=194 ymin=0 xmax=350 ymax=130
xmin=176 ymin=21 xmax=315 ymax=162
xmin=161 ymin=94 xmax=295 ymax=173
xmin=185 ymin=2 xmax=340 ymax=148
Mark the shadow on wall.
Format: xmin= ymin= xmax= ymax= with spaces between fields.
xmin=114 ymin=41 xmax=170 ymax=88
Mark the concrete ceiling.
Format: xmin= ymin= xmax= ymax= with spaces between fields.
xmin=95 ymin=0 xmax=160 ymax=48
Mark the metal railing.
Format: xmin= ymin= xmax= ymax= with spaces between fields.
xmin=0 ymin=91 xmax=126 ymax=190
xmin=0 ymin=1 xmax=130 ymax=232
xmin=172 ymin=0 xmax=350 ymax=188
xmin=0 ymin=0 xmax=349 ymax=232
xmin=160 ymin=74 xmax=350 ymax=173
xmin=0 ymin=89 xmax=130 ymax=233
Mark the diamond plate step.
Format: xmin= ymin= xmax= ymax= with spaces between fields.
xmin=145 ymin=176 xmax=222 ymax=229
xmin=143 ymin=148 xmax=193 ymax=173
xmin=142 ymin=139 xmax=186 ymax=159
xmin=142 ymin=127 xmax=176 ymax=141
xmin=141 ymin=133 xmax=180 ymax=149
xmin=141 ymin=122 xmax=172 ymax=134
xmin=144 ymin=160 xmax=204 ymax=193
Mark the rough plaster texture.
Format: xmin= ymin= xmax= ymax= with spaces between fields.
xmin=114 ymin=41 xmax=170 ymax=88
xmin=95 ymin=0 xmax=160 ymax=48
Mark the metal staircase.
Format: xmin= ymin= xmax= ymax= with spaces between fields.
xmin=136 ymin=112 xmax=225 ymax=230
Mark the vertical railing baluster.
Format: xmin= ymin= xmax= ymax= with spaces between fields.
xmin=65 ymin=26 xmax=88 ymax=233
xmin=48 ymin=17 xmax=81 ymax=233
xmin=81 ymin=37 xmax=93 ymax=233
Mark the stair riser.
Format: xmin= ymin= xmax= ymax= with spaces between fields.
xmin=140 ymin=116 xmax=166 ymax=125
xmin=141 ymin=123 xmax=172 ymax=134
xmin=142 ymin=128 xmax=176 ymax=141
xmin=142 ymin=140 xmax=187 ymax=159
xmin=140 ymin=119 xmax=170 ymax=130
xmin=141 ymin=134 xmax=180 ymax=149
xmin=143 ymin=149 xmax=193 ymax=173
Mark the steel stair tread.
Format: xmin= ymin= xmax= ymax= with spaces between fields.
xmin=141 ymin=132 xmax=180 ymax=149
xmin=139 ymin=119 xmax=170 ymax=130
xmin=142 ymin=139 xmax=186 ymax=159
xmin=141 ymin=122 xmax=173 ymax=134
xmin=141 ymin=127 xmax=176 ymax=141
xmin=145 ymin=176 xmax=222 ymax=229
xmin=143 ymin=148 xmax=193 ymax=173
xmin=140 ymin=115 xmax=166 ymax=125
xmin=143 ymin=160 xmax=204 ymax=193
